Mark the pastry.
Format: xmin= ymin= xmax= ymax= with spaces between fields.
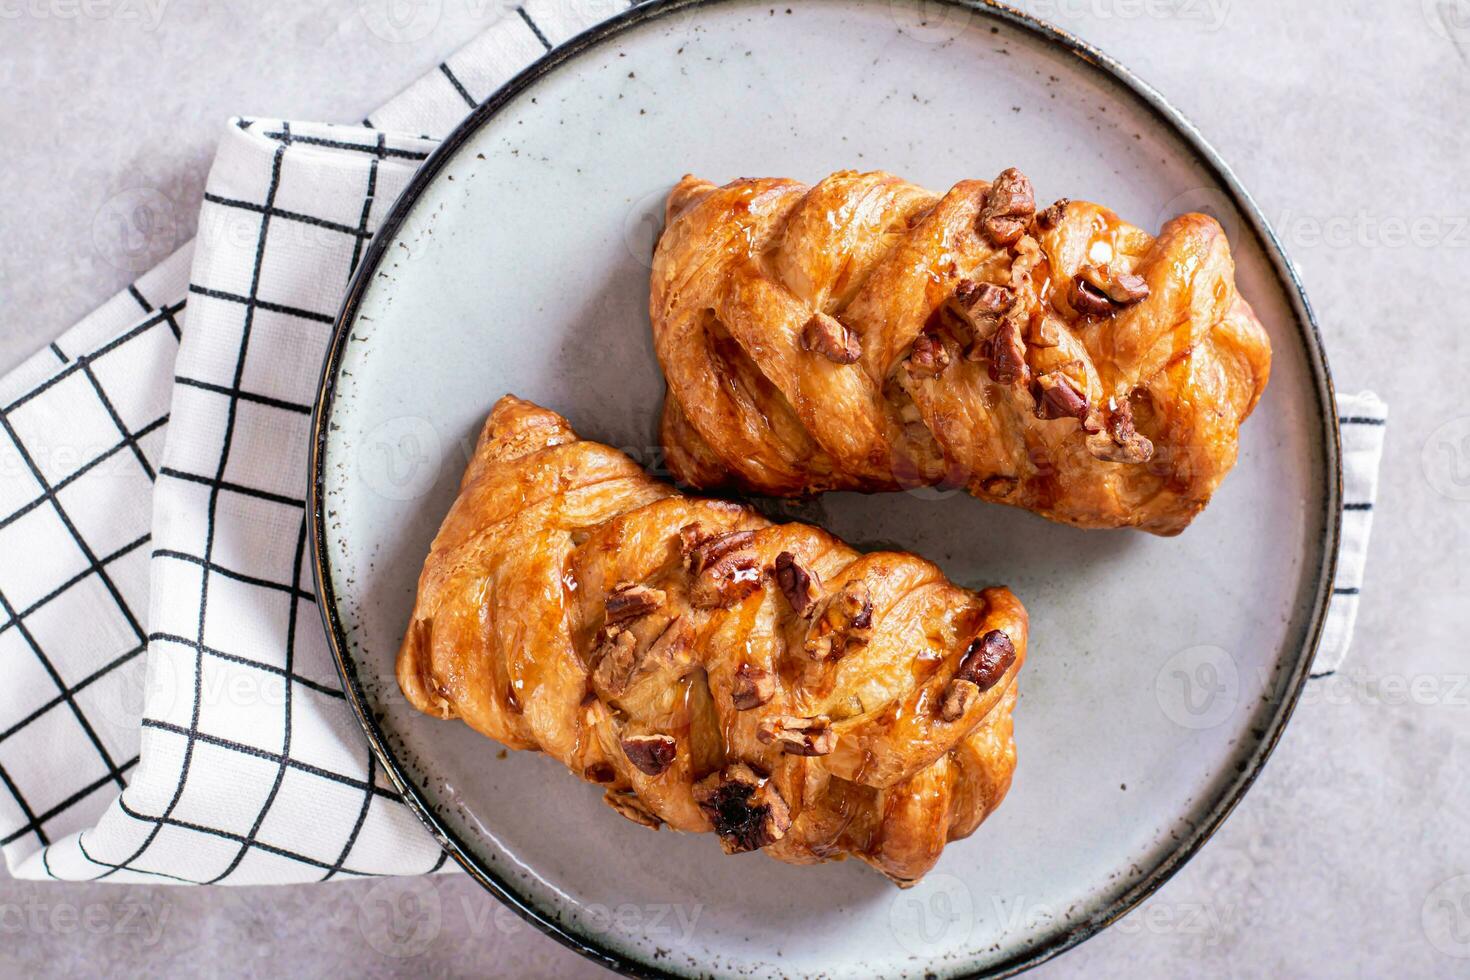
xmin=396 ymin=396 xmax=1026 ymax=885
xmin=650 ymin=168 xmax=1271 ymax=535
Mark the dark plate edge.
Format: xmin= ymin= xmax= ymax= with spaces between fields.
xmin=306 ymin=1 xmax=1344 ymax=977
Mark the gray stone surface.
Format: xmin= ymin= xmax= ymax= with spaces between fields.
xmin=1 ymin=0 xmax=1467 ymax=976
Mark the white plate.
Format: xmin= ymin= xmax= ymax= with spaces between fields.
xmin=310 ymin=1 xmax=1340 ymax=976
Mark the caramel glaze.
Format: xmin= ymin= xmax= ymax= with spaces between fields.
xmin=651 ymin=170 xmax=1271 ymax=535
xmin=397 ymin=397 xmax=1026 ymax=885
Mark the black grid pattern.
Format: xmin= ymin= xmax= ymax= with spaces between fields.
xmin=0 ymin=0 xmax=620 ymax=883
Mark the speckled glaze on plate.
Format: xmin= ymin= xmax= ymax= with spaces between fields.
xmin=308 ymin=1 xmax=1340 ymax=976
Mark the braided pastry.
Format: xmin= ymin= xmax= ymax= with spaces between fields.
xmin=396 ymin=397 xmax=1026 ymax=884
xmin=651 ymin=168 xmax=1271 ymax=535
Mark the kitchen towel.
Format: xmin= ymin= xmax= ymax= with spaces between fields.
xmin=0 ymin=1 xmax=1386 ymax=883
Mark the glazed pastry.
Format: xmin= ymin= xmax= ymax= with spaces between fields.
xmin=396 ymin=396 xmax=1026 ymax=885
xmin=650 ymin=168 xmax=1271 ymax=535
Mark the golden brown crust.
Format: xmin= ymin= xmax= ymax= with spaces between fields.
xmin=396 ymin=396 xmax=1026 ymax=884
xmin=650 ymin=169 xmax=1272 ymax=535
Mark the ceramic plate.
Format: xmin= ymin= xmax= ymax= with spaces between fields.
xmin=310 ymin=1 xmax=1340 ymax=976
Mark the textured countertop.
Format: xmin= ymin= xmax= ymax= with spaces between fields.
xmin=2 ymin=0 xmax=1467 ymax=976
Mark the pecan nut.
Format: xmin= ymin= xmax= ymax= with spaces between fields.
xmin=757 ymin=715 xmax=836 ymax=757
xmin=979 ymin=167 xmax=1036 ymax=246
xmin=1071 ymin=264 xmax=1150 ymax=315
xmin=773 ymin=551 xmax=820 ymax=617
xmin=693 ymin=764 xmax=791 ymax=854
xmin=604 ymin=583 xmax=666 ymax=624
xmin=591 ymin=618 xmax=693 ymax=696
xmin=987 ymin=315 xmax=1028 ymax=384
xmin=1068 ymin=277 xmax=1115 ymax=316
xmin=804 ymin=581 xmax=874 ymax=661
xmin=684 ymin=527 xmax=756 ymax=574
xmin=731 ymin=663 xmax=775 ymax=710
xmin=939 ymin=628 xmax=1016 ymax=722
xmin=590 ymin=626 xmax=639 ymax=695
xmin=620 ymin=733 xmax=678 ymax=776
xmin=956 ymin=629 xmax=1016 ymax=691
xmin=907 ymin=333 xmax=951 ymax=379
xmin=1035 ymin=197 xmax=1071 ymax=231
xmin=801 ymin=312 xmax=861 ymax=364
xmin=691 ymin=550 xmax=762 ymax=609
xmin=1034 ymin=371 xmax=1090 ymax=422
xmin=1086 ymin=396 xmax=1155 ymax=463
xmin=955 ymin=280 xmax=1015 ymax=317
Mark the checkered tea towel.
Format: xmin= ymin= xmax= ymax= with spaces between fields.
xmin=0 ymin=1 xmax=1386 ymax=883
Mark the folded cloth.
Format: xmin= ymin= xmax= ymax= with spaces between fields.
xmin=0 ymin=1 xmax=1385 ymax=883
xmin=0 ymin=0 xmax=632 ymax=884
xmin=1314 ymin=391 xmax=1387 ymax=677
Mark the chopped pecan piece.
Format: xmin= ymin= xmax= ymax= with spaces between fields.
xmin=604 ymin=583 xmax=666 ymax=624
xmin=954 ymin=280 xmax=1015 ymax=316
xmin=757 ymin=715 xmax=837 ymax=757
xmin=620 ymin=733 xmax=678 ymax=776
xmin=940 ymin=678 xmax=980 ymax=722
xmin=1034 ymin=371 xmax=1090 ymax=422
xmin=1009 ymin=234 xmax=1045 ymax=289
xmin=773 ymin=551 xmax=820 ymax=617
xmin=801 ymin=312 xmax=861 ymax=364
xmin=678 ymin=521 xmax=713 ymax=560
xmin=1086 ymin=396 xmax=1155 ymax=463
xmin=693 ymin=764 xmax=791 ymax=854
xmin=987 ymin=315 xmax=1028 ymax=384
xmin=590 ymin=626 xmax=639 ymax=694
xmin=731 ymin=663 xmax=775 ymax=710
xmin=956 ymin=629 xmax=1016 ymax=691
xmin=604 ymin=788 xmax=662 ymax=830
xmin=907 ymin=334 xmax=951 ymax=379
xmin=691 ymin=550 xmax=762 ymax=609
xmin=1035 ymin=197 xmax=1070 ymax=231
xmin=1107 ymin=271 xmax=1150 ymax=304
xmin=592 ymin=618 xmax=693 ymax=696
xmin=685 ymin=528 xmax=756 ymax=574
xmin=1071 ymin=264 xmax=1150 ymax=314
xmin=1068 ymin=277 xmax=1115 ymax=316
xmin=804 ymin=582 xmax=874 ymax=661
xmin=979 ymin=167 xmax=1035 ymax=246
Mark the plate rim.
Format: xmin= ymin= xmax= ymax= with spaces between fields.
xmin=307 ymin=1 xmax=1344 ymax=976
